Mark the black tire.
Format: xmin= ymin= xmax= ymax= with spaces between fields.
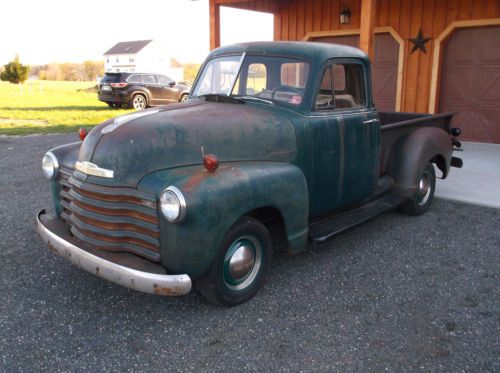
xmin=401 ymin=163 xmax=436 ymax=216
xmin=130 ymin=94 xmax=147 ymax=110
xmin=180 ymin=93 xmax=189 ymax=102
xmin=197 ymin=217 xmax=273 ymax=306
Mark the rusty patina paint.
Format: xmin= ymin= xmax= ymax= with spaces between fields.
xmin=78 ymin=101 xmax=298 ymax=188
xmin=139 ymin=162 xmax=309 ymax=278
xmin=40 ymin=42 xmax=456 ymax=293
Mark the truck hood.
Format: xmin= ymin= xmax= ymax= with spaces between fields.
xmin=78 ymin=100 xmax=297 ymax=187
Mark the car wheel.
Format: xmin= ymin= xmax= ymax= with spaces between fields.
xmin=197 ymin=217 xmax=273 ymax=306
xmin=401 ymin=163 xmax=436 ymax=216
xmin=131 ymin=94 xmax=147 ymax=110
xmin=180 ymin=94 xmax=189 ymax=103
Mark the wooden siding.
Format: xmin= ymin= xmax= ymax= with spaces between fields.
xmin=215 ymin=0 xmax=500 ymax=113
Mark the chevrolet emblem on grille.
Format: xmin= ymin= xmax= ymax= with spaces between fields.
xmin=75 ymin=161 xmax=114 ymax=178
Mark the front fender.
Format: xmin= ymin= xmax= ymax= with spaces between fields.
xmin=387 ymin=127 xmax=452 ymax=197
xmin=139 ymin=162 xmax=309 ymax=277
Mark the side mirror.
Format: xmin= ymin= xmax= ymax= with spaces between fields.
xmin=168 ymin=81 xmax=175 ymax=87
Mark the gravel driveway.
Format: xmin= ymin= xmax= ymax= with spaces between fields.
xmin=1 ymin=134 xmax=499 ymax=372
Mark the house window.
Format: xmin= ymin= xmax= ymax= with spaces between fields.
xmin=106 ymin=58 xmax=109 ymax=63
xmin=129 ymin=57 xmax=135 ymax=63
xmin=116 ymin=57 xmax=119 ymax=63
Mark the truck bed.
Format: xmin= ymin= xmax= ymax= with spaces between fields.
xmin=378 ymin=112 xmax=454 ymax=175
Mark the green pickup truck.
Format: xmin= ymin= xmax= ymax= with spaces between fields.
xmin=37 ymin=42 xmax=463 ymax=306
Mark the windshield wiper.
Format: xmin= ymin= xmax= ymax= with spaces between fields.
xmin=199 ymin=93 xmax=244 ymax=104
xmin=235 ymin=96 xmax=273 ymax=105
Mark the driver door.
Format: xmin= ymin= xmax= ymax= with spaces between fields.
xmin=309 ymin=60 xmax=379 ymax=216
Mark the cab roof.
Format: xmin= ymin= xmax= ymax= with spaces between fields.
xmin=208 ymin=41 xmax=369 ymax=64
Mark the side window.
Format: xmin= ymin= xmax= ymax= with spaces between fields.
xmin=157 ymin=75 xmax=173 ymax=85
xmin=315 ymin=63 xmax=366 ymax=111
xmin=281 ymin=62 xmax=309 ymax=88
xmin=333 ymin=64 xmax=365 ymax=109
xmin=246 ymin=63 xmax=266 ymax=95
xmin=315 ymin=66 xmax=335 ymax=110
xmin=127 ymin=74 xmax=142 ymax=83
xmin=143 ymin=74 xmax=156 ymax=84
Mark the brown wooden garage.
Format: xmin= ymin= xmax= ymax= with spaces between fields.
xmin=439 ymin=26 xmax=500 ymax=144
xmin=311 ymin=33 xmax=400 ymax=112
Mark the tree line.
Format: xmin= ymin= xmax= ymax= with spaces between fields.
xmin=32 ymin=61 xmax=104 ymax=81
xmin=0 ymin=56 xmax=104 ymax=83
xmin=1 ymin=56 xmax=201 ymax=84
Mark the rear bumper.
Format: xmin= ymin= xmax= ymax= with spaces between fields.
xmin=36 ymin=210 xmax=192 ymax=296
xmin=98 ymin=92 xmax=129 ymax=104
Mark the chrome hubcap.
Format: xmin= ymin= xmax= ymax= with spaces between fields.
xmin=229 ymin=245 xmax=255 ymax=280
xmin=417 ymin=170 xmax=432 ymax=206
xmin=223 ymin=236 xmax=262 ymax=291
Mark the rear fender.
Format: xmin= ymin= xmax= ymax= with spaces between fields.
xmin=387 ymin=127 xmax=452 ymax=197
xmin=139 ymin=162 xmax=309 ymax=277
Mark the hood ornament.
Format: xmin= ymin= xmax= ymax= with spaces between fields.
xmin=75 ymin=161 xmax=114 ymax=178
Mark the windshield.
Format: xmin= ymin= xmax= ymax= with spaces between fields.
xmin=192 ymin=54 xmax=310 ymax=106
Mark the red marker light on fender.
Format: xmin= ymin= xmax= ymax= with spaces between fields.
xmin=79 ymin=128 xmax=88 ymax=141
xmin=203 ymin=154 xmax=219 ymax=172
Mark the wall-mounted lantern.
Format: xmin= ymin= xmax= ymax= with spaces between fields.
xmin=340 ymin=7 xmax=351 ymax=24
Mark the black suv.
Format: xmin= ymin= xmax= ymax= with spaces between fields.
xmin=98 ymin=73 xmax=191 ymax=110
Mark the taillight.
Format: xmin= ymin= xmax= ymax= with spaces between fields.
xmin=110 ymin=82 xmax=128 ymax=88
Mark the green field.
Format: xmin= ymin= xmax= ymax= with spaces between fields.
xmin=0 ymin=80 xmax=133 ymax=135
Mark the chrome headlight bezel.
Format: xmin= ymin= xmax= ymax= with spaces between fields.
xmin=160 ymin=186 xmax=186 ymax=223
xmin=42 ymin=151 xmax=59 ymax=179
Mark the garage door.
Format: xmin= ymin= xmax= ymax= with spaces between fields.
xmin=311 ymin=33 xmax=399 ymax=112
xmin=439 ymin=26 xmax=500 ymax=143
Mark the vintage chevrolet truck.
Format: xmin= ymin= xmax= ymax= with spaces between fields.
xmin=37 ymin=42 xmax=463 ymax=306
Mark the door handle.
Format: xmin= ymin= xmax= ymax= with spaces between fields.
xmin=363 ymin=119 xmax=379 ymax=125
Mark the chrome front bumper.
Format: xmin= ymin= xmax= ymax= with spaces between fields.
xmin=36 ymin=210 xmax=192 ymax=296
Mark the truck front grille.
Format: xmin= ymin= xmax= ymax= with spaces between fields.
xmin=58 ymin=170 xmax=161 ymax=262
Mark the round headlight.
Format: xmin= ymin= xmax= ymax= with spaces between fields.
xmin=42 ymin=152 xmax=59 ymax=179
xmin=160 ymin=186 xmax=186 ymax=223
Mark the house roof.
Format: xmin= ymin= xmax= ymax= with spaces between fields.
xmin=104 ymin=40 xmax=153 ymax=55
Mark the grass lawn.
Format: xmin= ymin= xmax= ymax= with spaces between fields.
xmin=0 ymin=80 xmax=133 ymax=135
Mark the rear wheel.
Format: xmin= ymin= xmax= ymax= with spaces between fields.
xmin=131 ymin=94 xmax=147 ymax=110
xmin=180 ymin=94 xmax=189 ymax=102
xmin=197 ymin=217 xmax=273 ymax=306
xmin=401 ymin=163 xmax=436 ymax=216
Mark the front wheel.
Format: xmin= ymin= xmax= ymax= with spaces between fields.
xmin=401 ymin=163 xmax=436 ymax=216
xmin=197 ymin=217 xmax=273 ymax=306
xmin=180 ymin=93 xmax=189 ymax=102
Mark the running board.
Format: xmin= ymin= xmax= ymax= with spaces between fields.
xmin=309 ymin=194 xmax=406 ymax=243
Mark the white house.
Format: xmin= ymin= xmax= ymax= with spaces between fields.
xmin=103 ymin=40 xmax=184 ymax=81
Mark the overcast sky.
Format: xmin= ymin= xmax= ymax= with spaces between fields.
xmin=0 ymin=0 xmax=273 ymax=65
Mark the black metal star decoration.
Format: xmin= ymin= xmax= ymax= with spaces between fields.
xmin=409 ymin=29 xmax=432 ymax=54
